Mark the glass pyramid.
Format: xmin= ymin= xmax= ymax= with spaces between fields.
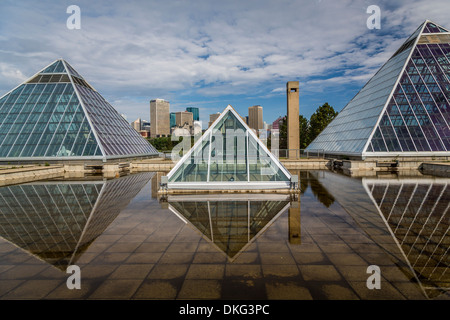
xmin=0 ymin=59 xmax=158 ymax=160
xmin=306 ymin=20 xmax=450 ymax=158
xmin=167 ymin=105 xmax=292 ymax=189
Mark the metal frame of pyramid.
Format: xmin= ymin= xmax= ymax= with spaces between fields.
xmin=306 ymin=20 xmax=450 ymax=159
xmin=0 ymin=59 xmax=158 ymax=162
xmin=166 ymin=105 xmax=293 ymax=190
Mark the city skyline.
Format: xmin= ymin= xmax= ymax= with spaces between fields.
xmin=1 ymin=1 xmax=450 ymax=128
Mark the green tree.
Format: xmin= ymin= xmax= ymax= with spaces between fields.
xmin=299 ymin=115 xmax=309 ymax=149
xmin=278 ymin=115 xmax=310 ymax=150
xmin=308 ymin=103 xmax=338 ymax=143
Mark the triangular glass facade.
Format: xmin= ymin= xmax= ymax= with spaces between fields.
xmin=422 ymin=21 xmax=449 ymax=34
xmin=306 ymin=20 xmax=450 ymax=157
xmin=167 ymin=105 xmax=292 ymax=189
xmin=0 ymin=59 xmax=158 ymax=160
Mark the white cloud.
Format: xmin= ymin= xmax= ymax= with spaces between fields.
xmin=0 ymin=0 xmax=449 ymax=121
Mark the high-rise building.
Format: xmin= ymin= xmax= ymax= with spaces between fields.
xmin=132 ymin=118 xmax=141 ymax=132
xmin=186 ymin=107 xmax=199 ymax=121
xmin=150 ymin=99 xmax=170 ymax=138
xmin=170 ymin=112 xmax=176 ymax=129
xmin=0 ymin=59 xmax=158 ymax=161
xmin=306 ymin=20 xmax=450 ymax=159
xmin=248 ymin=105 xmax=263 ymax=131
xmin=287 ymin=82 xmax=300 ymax=159
xmin=175 ymin=111 xmax=193 ymax=127
xmin=208 ymin=112 xmax=221 ymax=127
xmin=141 ymin=120 xmax=150 ymax=131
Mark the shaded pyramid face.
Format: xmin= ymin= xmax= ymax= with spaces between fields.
xmin=307 ymin=20 xmax=450 ymax=157
xmin=167 ymin=105 xmax=291 ymax=189
xmin=0 ymin=59 xmax=158 ymax=160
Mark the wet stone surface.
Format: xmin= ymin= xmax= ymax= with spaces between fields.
xmin=0 ymin=171 xmax=448 ymax=300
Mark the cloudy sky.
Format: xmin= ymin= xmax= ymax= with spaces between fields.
xmin=1 ymin=0 xmax=449 ymax=128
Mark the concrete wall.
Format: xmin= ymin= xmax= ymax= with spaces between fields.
xmin=0 ymin=166 xmax=65 ymax=186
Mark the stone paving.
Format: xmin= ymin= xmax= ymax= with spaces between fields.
xmin=0 ymin=172 xmax=447 ymax=300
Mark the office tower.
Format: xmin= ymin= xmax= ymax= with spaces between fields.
xmin=248 ymin=105 xmax=263 ymax=131
xmin=150 ymin=99 xmax=170 ymax=138
xmin=208 ymin=112 xmax=221 ymax=127
xmin=132 ymin=118 xmax=141 ymax=132
xmin=186 ymin=107 xmax=199 ymax=121
xmin=175 ymin=111 xmax=193 ymax=127
xmin=170 ymin=112 xmax=176 ymax=128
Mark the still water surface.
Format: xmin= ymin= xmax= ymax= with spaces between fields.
xmin=0 ymin=170 xmax=448 ymax=300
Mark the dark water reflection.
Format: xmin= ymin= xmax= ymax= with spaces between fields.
xmin=167 ymin=195 xmax=295 ymax=260
xmin=0 ymin=170 xmax=448 ymax=300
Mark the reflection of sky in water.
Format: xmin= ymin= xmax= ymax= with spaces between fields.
xmin=0 ymin=171 xmax=448 ymax=300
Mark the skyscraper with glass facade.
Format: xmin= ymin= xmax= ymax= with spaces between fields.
xmin=0 ymin=59 xmax=158 ymax=161
xmin=306 ymin=20 xmax=450 ymax=158
xmin=186 ymin=107 xmax=199 ymax=121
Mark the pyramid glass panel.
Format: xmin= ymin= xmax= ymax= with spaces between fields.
xmin=167 ymin=105 xmax=292 ymax=189
xmin=306 ymin=20 xmax=450 ymax=157
xmin=0 ymin=59 xmax=158 ymax=160
xmin=423 ymin=22 xmax=449 ymax=34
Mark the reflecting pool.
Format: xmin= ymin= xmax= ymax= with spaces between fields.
xmin=0 ymin=170 xmax=448 ymax=300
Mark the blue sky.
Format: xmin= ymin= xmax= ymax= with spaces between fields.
xmin=1 ymin=0 xmax=449 ymax=128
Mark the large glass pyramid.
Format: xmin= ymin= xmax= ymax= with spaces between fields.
xmin=0 ymin=59 xmax=158 ymax=160
xmin=167 ymin=105 xmax=292 ymax=189
xmin=306 ymin=20 xmax=450 ymax=158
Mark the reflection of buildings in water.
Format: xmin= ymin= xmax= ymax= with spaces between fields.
xmin=0 ymin=172 xmax=154 ymax=270
xmin=297 ymin=170 xmax=335 ymax=207
xmin=151 ymin=172 xmax=164 ymax=199
xmin=311 ymin=170 xmax=449 ymax=299
xmin=167 ymin=194 xmax=296 ymax=261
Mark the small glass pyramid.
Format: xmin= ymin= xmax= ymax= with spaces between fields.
xmin=167 ymin=105 xmax=292 ymax=190
xmin=0 ymin=59 xmax=158 ymax=160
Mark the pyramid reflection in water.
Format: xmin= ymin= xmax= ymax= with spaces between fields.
xmin=0 ymin=173 xmax=154 ymax=270
xmin=311 ymin=170 xmax=449 ymax=299
xmin=168 ymin=194 xmax=293 ymax=260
